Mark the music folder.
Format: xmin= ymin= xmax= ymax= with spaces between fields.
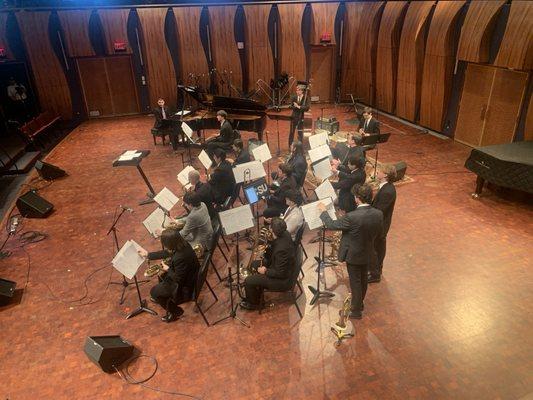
xmin=153 ymin=187 xmax=179 ymax=213
xmin=218 ymin=204 xmax=255 ymax=235
xmin=233 ymin=160 xmax=266 ymax=183
xmin=302 ymin=198 xmax=336 ymax=230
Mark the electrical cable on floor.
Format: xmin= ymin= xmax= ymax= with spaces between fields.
xmin=114 ymin=355 xmax=202 ymax=399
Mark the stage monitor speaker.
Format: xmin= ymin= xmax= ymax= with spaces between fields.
xmin=393 ymin=161 xmax=407 ymax=182
xmin=35 ymin=160 xmax=67 ymax=180
xmin=0 ymin=278 xmax=16 ymax=305
xmin=84 ymin=335 xmax=134 ymax=373
xmin=16 ymin=191 xmax=54 ymax=218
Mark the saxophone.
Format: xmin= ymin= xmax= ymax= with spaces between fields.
xmin=331 ymin=293 xmax=354 ymax=346
xmin=240 ymin=227 xmax=273 ymax=279
xmin=327 ymin=231 xmax=342 ymax=262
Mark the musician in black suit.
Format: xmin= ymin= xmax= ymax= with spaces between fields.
xmin=263 ymin=163 xmax=298 ymax=218
xmin=287 ymin=141 xmax=308 ymax=188
xmin=231 ymin=138 xmax=250 ymax=166
xmin=240 ymin=218 xmax=296 ymax=309
xmin=188 ymin=169 xmax=216 ymax=218
xmin=208 ymin=148 xmax=235 ymax=204
xmin=331 ymin=155 xmax=366 ymax=213
xmin=368 ymin=164 xmax=397 ymax=283
xmin=206 ymin=110 xmax=236 ymax=156
xmin=331 ymin=135 xmax=366 ymax=168
xmin=358 ymin=107 xmax=380 ymax=136
xmin=153 ymin=98 xmax=181 ymax=151
xmin=288 ymin=85 xmax=310 ymax=147
xmin=318 ymin=184 xmax=383 ymax=319
xmin=139 ymin=229 xmax=200 ymax=323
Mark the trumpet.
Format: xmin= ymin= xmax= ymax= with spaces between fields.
xmin=143 ymin=244 xmax=204 ymax=278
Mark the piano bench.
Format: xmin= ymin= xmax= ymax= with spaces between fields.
xmin=151 ymin=128 xmax=169 ymax=146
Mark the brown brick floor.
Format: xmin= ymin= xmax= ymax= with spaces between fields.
xmin=0 ymin=109 xmax=532 ymax=399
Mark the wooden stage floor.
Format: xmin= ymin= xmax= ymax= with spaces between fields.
xmin=1 ymin=109 xmax=532 ymax=399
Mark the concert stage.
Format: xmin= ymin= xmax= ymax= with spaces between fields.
xmin=0 ymin=110 xmax=532 ymax=399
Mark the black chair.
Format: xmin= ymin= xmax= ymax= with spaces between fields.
xmin=258 ymin=247 xmax=304 ymax=318
xmin=151 ymin=128 xmax=169 ymax=145
xmin=294 ymin=223 xmax=308 ymax=262
xmin=208 ymin=222 xmax=226 ymax=282
xmin=230 ymin=182 xmax=243 ymax=208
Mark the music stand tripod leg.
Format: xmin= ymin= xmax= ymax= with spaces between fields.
xmin=308 ymin=228 xmax=335 ymax=306
xmin=125 ymin=276 xmax=158 ymax=319
xmin=136 ymin=165 xmax=156 ymax=205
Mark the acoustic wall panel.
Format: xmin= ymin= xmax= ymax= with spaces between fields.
xmin=0 ymin=13 xmax=13 ymax=59
xmin=99 ymin=9 xmax=131 ymax=54
xmin=57 ymin=10 xmax=94 ymax=57
xmin=278 ymin=3 xmax=306 ymax=82
xmin=311 ymin=2 xmax=339 ymax=45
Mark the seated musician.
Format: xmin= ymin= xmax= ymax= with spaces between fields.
xmin=240 ymin=218 xmax=296 ymax=310
xmin=153 ymin=98 xmax=181 ymax=151
xmin=188 ymin=170 xmax=216 ymax=218
xmin=231 ymin=138 xmax=250 ymax=166
xmin=358 ymin=107 xmax=380 ymax=136
xmin=206 ymin=110 xmax=236 ymax=156
xmin=263 ymin=189 xmax=304 ymax=241
xmin=331 ymin=134 xmax=365 ymax=168
xmin=208 ymin=148 xmax=236 ymax=204
xmin=139 ymin=229 xmax=200 ymax=322
xmin=287 ymin=141 xmax=307 ymax=187
xmin=331 ymin=155 xmax=366 ymax=213
xmin=263 ymin=163 xmax=298 ymax=218
xmin=178 ymin=192 xmax=213 ymax=252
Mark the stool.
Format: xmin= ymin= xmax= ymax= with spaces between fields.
xmin=151 ymin=128 xmax=169 ymax=145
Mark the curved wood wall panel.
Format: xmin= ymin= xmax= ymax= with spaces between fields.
xmin=375 ymin=1 xmax=408 ymax=113
xmin=16 ymin=11 xmax=72 ymax=119
xmin=208 ymin=6 xmax=243 ymax=95
xmin=340 ymin=2 xmax=365 ymax=101
xmin=137 ymin=8 xmax=177 ymax=106
xmin=0 ymin=13 xmax=13 ymax=59
xmin=396 ymin=1 xmax=435 ymax=122
xmin=99 ymin=9 xmax=131 ymax=55
xmin=419 ymin=1 xmax=465 ymax=131
xmin=311 ymin=2 xmax=339 ymax=45
xmin=173 ymin=7 xmax=209 ymax=90
xmin=244 ymin=4 xmax=274 ymax=98
xmin=456 ymin=0 xmax=504 ymax=63
xmin=57 ymin=10 xmax=94 ymax=57
xmin=494 ymin=0 xmax=533 ymax=71
xmin=278 ymin=3 xmax=306 ymax=82
xmin=525 ymin=95 xmax=533 ymax=141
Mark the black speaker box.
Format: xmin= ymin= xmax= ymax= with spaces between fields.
xmin=0 ymin=278 xmax=16 ymax=305
xmin=393 ymin=161 xmax=407 ymax=182
xmin=35 ymin=160 xmax=67 ymax=180
xmin=16 ymin=191 xmax=54 ymax=218
xmin=84 ymin=335 xmax=134 ymax=373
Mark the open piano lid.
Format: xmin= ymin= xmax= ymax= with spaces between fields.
xmin=179 ymin=85 xmax=266 ymax=113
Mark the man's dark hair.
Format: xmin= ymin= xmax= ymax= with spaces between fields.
xmin=363 ymin=106 xmax=373 ymax=115
xmin=213 ymin=148 xmax=226 ymax=161
xmin=292 ymin=141 xmax=304 ymax=156
xmin=351 ymin=183 xmax=373 ymax=204
xmin=271 ymin=217 xmax=287 ymax=237
xmin=348 ymin=155 xmax=365 ymax=169
xmin=285 ymin=189 xmax=303 ymax=206
xmin=278 ymin=163 xmax=293 ymax=176
xmin=160 ymin=228 xmax=187 ymax=253
xmin=183 ymin=191 xmax=201 ymax=207
xmin=233 ymin=138 xmax=244 ymax=150
xmin=216 ymin=110 xmax=227 ymax=118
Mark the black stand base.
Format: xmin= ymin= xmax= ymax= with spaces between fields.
xmin=212 ymin=264 xmax=250 ymax=328
xmin=125 ymin=299 xmax=158 ymax=319
xmin=212 ymin=308 xmax=250 ymax=327
xmin=110 ymin=276 xmax=150 ymax=305
xmin=139 ymin=193 xmax=155 ymax=206
xmin=308 ymin=285 xmax=335 ymax=306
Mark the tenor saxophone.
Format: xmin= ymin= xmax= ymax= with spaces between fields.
xmin=331 ymin=293 xmax=355 ymax=346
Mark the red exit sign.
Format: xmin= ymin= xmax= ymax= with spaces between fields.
xmin=113 ymin=41 xmax=127 ymax=52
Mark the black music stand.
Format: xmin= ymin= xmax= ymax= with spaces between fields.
xmin=267 ymin=113 xmax=291 ymax=155
xmin=308 ymin=226 xmax=335 ymax=306
xmin=125 ymin=275 xmax=158 ymax=320
xmin=361 ymin=133 xmax=391 ymax=180
xmin=112 ymin=150 xmax=156 ymax=205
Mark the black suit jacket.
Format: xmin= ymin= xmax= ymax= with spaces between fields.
xmin=269 ymin=175 xmax=298 ymax=209
xmin=287 ymin=153 xmax=308 ymax=186
xmin=209 ymin=160 xmax=236 ymax=203
xmin=194 ymin=182 xmax=216 ymax=218
xmin=372 ymin=182 xmax=396 ymax=236
xmin=320 ymin=205 xmax=383 ymax=265
xmin=290 ymin=94 xmax=310 ymax=122
xmin=153 ymin=106 xmax=171 ymax=129
xmin=332 ymin=144 xmax=366 ymax=166
xmin=211 ymin=120 xmax=234 ymax=144
xmin=358 ymin=117 xmax=380 ymax=134
xmin=332 ymin=166 xmax=366 ymax=212
xmin=264 ymin=231 xmax=295 ymax=281
xmin=233 ymin=149 xmax=251 ymax=166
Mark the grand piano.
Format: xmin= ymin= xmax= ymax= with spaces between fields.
xmin=175 ymin=85 xmax=267 ymax=141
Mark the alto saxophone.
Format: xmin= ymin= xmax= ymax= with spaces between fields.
xmin=327 ymin=231 xmax=342 ymax=262
xmin=331 ymin=293 xmax=355 ymax=346
xmin=240 ymin=227 xmax=272 ymax=279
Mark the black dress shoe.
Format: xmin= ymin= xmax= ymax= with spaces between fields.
xmin=240 ymin=301 xmax=259 ymax=310
xmin=349 ymin=311 xmax=362 ymax=320
xmin=161 ymin=306 xmax=184 ymax=322
xmin=368 ymin=274 xmax=381 ymax=283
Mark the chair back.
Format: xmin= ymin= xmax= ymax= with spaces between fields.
xmin=288 ymin=246 xmax=303 ymax=288
xmin=193 ymin=249 xmax=213 ymax=301
xmin=294 ymin=223 xmax=305 ymax=247
xmin=230 ymin=183 xmax=242 ymax=207
xmin=297 ymin=167 xmax=307 ymax=188
xmin=208 ymin=220 xmax=222 ymax=253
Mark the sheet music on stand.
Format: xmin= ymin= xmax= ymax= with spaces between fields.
xmin=309 ymin=131 xmax=329 ymax=149
xmin=308 ymin=144 xmax=332 ymax=163
xmin=181 ymin=122 xmax=197 ymax=144
xmin=175 ymin=110 xmax=191 ymax=116
xmin=112 ymin=240 xmax=146 ymax=280
xmin=233 ymin=160 xmax=266 ymax=183
xmin=315 ymin=179 xmax=337 ymax=202
xmin=118 ymin=150 xmax=143 ymax=161
xmin=251 ymin=143 xmax=272 ymax=163
xmin=312 ymin=157 xmax=333 ymax=181
xmin=198 ymin=150 xmax=213 ymax=170
xmin=302 ymin=197 xmax=336 ymax=230
xmin=218 ymin=204 xmax=255 ymax=235
xmin=142 ymin=207 xmax=170 ymax=237
xmin=177 ymin=165 xmax=197 ymax=187
xmin=154 ymin=187 xmax=179 ymax=213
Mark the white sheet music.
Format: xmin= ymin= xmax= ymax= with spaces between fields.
xmin=312 ymin=158 xmax=333 ymax=181
xmin=301 ymin=197 xmax=336 ymax=230
xmin=181 ymin=122 xmax=195 ymax=143
xmin=142 ymin=207 xmax=167 ymax=237
xmin=154 ymin=187 xmax=179 ymax=212
xmin=315 ymin=179 xmax=337 ymax=202
xmin=251 ymin=143 xmax=272 ymax=163
xmin=112 ymin=240 xmax=146 ymax=280
xmin=233 ymin=160 xmax=266 ymax=183
xmin=309 ymin=131 xmax=329 ymax=149
xmin=177 ymin=165 xmax=196 ymax=186
xmin=218 ymin=204 xmax=255 ymax=235
xmin=308 ymin=144 xmax=332 ymax=163
xmin=198 ymin=150 xmax=212 ymax=170
xmin=118 ymin=150 xmax=142 ymax=161
xmin=175 ymin=110 xmax=191 ymax=116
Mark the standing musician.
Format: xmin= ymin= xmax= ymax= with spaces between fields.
xmin=231 ymin=138 xmax=251 ymax=166
xmin=331 ymin=135 xmax=366 ymax=168
xmin=331 ymin=155 xmax=366 ymax=213
xmin=206 ymin=110 xmax=236 ymax=156
xmin=153 ymin=98 xmax=181 ymax=151
xmin=240 ymin=218 xmax=296 ymax=310
xmin=358 ymin=107 xmax=380 ymax=136
xmin=208 ymin=148 xmax=236 ymax=204
xmin=286 ymin=141 xmax=308 ymax=188
xmin=263 ymin=163 xmax=298 ymax=218
xmin=317 ymin=184 xmax=383 ymax=319
xmin=288 ymin=85 xmax=310 ymax=148
xmin=368 ymin=164 xmax=397 ymax=283
xmin=138 ymin=229 xmax=200 ymax=323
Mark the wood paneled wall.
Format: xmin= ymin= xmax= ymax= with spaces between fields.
xmin=0 ymin=13 xmax=13 ymax=59
xmin=494 ymin=0 xmax=533 ymax=71
xmin=375 ymin=1 xmax=408 ymax=113
xmin=244 ymin=4 xmax=274 ymax=96
xmin=99 ymin=9 xmax=131 ymax=55
xmin=278 ymin=3 xmax=306 ymax=82
xmin=209 ymin=6 xmax=243 ymax=94
xmin=419 ymin=1 xmax=465 ymax=131
xmin=525 ymin=95 xmax=533 ymax=141
xmin=311 ymin=2 xmax=339 ymax=45
xmin=174 ymin=7 xmax=210 ymax=89
xmin=16 ymin=11 xmax=72 ymax=119
xmin=396 ymin=1 xmax=435 ymax=122
xmin=57 ymin=10 xmax=94 ymax=57
xmin=137 ymin=8 xmax=177 ymax=105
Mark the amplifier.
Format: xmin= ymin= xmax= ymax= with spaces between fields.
xmin=315 ymin=118 xmax=339 ymax=134
xmin=318 ymin=116 xmax=337 ymax=123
